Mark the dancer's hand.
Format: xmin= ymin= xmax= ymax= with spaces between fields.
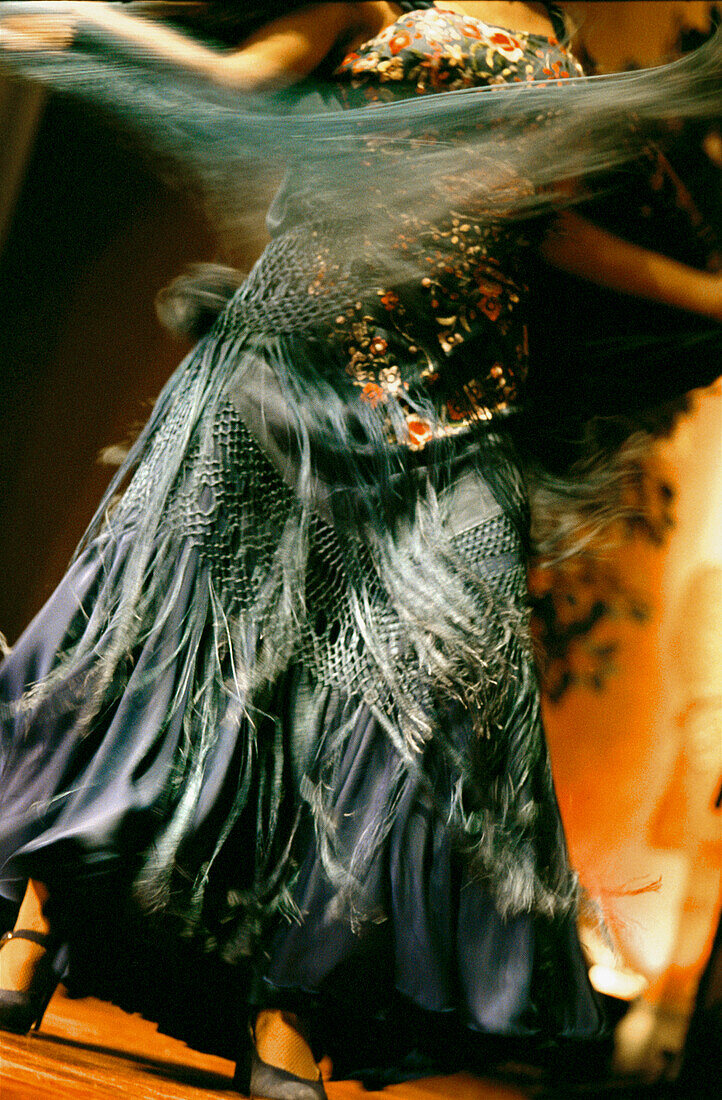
xmin=707 ymin=272 xmax=722 ymax=324
xmin=543 ymin=211 xmax=722 ymax=323
xmin=694 ymin=269 xmax=722 ymax=324
xmin=0 ymin=2 xmax=93 ymax=51
xmin=0 ymin=18 xmax=75 ymax=51
xmin=0 ymin=1 xmax=359 ymax=90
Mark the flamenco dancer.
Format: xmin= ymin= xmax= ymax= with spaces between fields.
xmin=0 ymin=2 xmax=721 ymax=1095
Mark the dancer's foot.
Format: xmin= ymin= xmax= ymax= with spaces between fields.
xmin=235 ymin=1009 xmax=327 ymax=1099
xmin=254 ymin=1010 xmax=321 ymax=1082
xmin=0 ymin=880 xmax=64 ymax=1033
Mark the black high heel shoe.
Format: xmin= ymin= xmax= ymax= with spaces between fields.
xmin=233 ymin=1019 xmax=328 ymax=1100
xmin=0 ymin=929 xmax=68 ymax=1034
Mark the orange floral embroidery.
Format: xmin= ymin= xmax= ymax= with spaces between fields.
xmin=360 ymin=382 xmax=385 ymax=407
xmin=480 ymin=296 xmax=501 ymax=321
xmin=407 ymin=417 xmax=434 ymax=446
xmin=446 ymin=398 xmax=468 ymax=422
xmin=388 ymin=31 xmax=412 ymax=55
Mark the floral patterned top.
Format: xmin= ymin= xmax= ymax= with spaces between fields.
xmin=334 ymin=4 xmax=577 ymax=100
xmin=272 ymin=5 xmax=585 ymax=450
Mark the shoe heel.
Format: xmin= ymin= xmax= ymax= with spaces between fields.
xmin=30 ymin=978 xmax=58 ymax=1031
xmin=234 ymin=1041 xmax=252 ymax=1095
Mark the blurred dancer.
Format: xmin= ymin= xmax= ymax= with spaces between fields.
xmin=0 ymin=3 xmax=720 ymax=1096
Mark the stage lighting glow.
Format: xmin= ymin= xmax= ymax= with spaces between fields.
xmin=589 ymin=964 xmax=649 ymax=1001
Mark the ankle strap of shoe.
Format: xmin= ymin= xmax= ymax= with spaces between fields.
xmin=0 ymin=929 xmax=54 ymax=950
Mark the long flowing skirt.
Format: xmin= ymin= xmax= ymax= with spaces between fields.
xmin=0 ymin=327 xmax=606 ymax=1071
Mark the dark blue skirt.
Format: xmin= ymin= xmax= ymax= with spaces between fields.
xmin=0 ymin=319 xmax=606 ymax=1066
xmin=0 ymin=535 xmax=605 ymax=1067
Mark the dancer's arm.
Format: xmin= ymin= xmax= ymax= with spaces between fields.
xmin=541 ymin=209 xmax=722 ymax=323
xmin=0 ymin=1 xmax=368 ymax=89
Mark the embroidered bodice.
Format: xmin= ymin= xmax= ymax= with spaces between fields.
xmin=258 ymin=6 xmax=584 ymax=449
xmin=334 ymin=4 xmax=578 ymax=100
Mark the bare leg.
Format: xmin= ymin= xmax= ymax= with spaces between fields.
xmin=254 ymin=1009 xmax=321 ymax=1081
xmin=0 ymin=880 xmax=52 ymax=992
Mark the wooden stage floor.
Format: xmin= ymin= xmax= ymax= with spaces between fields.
xmin=0 ymin=986 xmax=668 ymax=1100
